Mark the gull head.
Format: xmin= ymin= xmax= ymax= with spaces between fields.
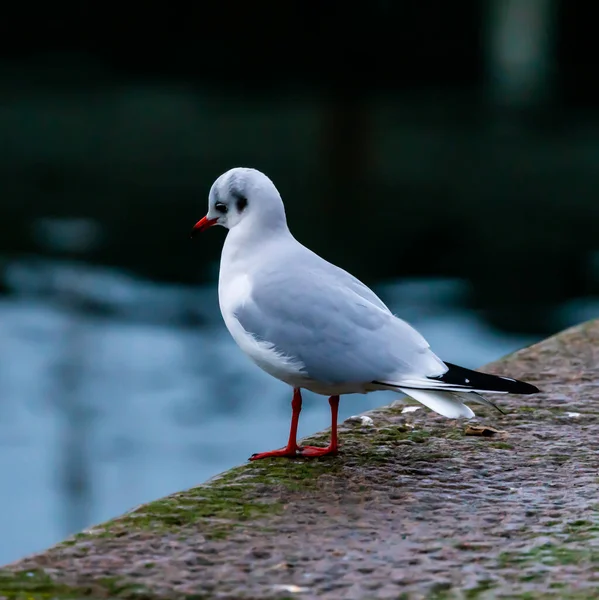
xmin=191 ymin=167 xmax=287 ymax=237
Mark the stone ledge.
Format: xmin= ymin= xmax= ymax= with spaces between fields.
xmin=2 ymin=319 xmax=599 ymax=600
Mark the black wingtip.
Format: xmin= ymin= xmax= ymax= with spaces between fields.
xmin=433 ymin=362 xmax=540 ymax=395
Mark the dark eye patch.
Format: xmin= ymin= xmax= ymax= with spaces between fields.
xmin=236 ymin=196 xmax=248 ymax=212
xmin=214 ymin=202 xmax=228 ymax=214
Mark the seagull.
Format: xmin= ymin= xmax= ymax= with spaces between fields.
xmin=191 ymin=167 xmax=539 ymax=460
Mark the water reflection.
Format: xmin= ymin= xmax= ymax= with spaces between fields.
xmin=0 ymin=258 xmax=594 ymax=565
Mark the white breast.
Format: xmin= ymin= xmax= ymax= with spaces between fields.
xmin=218 ymin=271 xmax=307 ymax=387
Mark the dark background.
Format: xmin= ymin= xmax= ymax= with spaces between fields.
xmin=2 ymin=0 xmax=598 ymax=331
xmin=1 ymin=0 xmax=598 ymax=564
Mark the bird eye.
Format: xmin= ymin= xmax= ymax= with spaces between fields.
xmin=214 ymin=202 xmax=228 ymax=214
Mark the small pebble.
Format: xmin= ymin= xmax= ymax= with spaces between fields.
xmin=272 ymin=584 xmax=310 ymax=593
xmin=346 ymin=415 xmax=375 ymax=427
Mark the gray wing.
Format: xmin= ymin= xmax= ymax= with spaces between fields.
xmin=234 ymin=250 xmax=441 ymax=385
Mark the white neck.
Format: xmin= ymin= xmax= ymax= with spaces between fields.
xmin=221 ymin=211 xmax=293 ymax=269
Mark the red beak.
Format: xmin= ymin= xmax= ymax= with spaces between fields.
xmin=190 ymin=216 xmax=218 ymax=238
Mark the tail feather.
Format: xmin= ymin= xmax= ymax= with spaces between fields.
xmin=373 ymin=361 xmax=538 ymax=419
xmin=394 ymin=388 xmax=505 ymax=419
xmin=375 ymin=363 xmax=539 ymax=396
xmin=397 ymin=387 xmax=475 ymax=419
xmin=429 ymin=362 xmax=539 ymax=394
xmin=453 ymin=391 xmax=506 ymax=415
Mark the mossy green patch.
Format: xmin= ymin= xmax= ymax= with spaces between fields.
xmin=549 ymin=582 xmax=567 ymax=589
xmin=438 ymin=428 xmax=466 ymax=441
xmin=65 ymin=457 xmax=348 ymax=542
xmin=419 ymin=451 xmax=452 ymax=461
xmin=344 ymin=421 xmax=468 ymax=467
xmin=489 ymin=441 xmax=514 ymax=450
xmin=515 ymin=592 xmax=599 ymax=600
xmin=427 ymin=583 xmax=599 ymax=600
xmin=464 ymin=579 xmax=495 ymax=598
xmin=519 ymin=571 xmax=546 ymax=582
xmin=562 ymin=518 xmax=599 ymax=542
xmin=499 ymin=543 xmax=599 ymax=569
xmin=565 ymin=519 xmax=595 ymax=530
xmin=0 ymin=570 xmax=77 ymax=599
xmin=408 ymin=430 xmax=433 ymax=443
xmin=244 ymin=454 xmax=344 ymax=487
xmin=370 ymin=424 xmax=456 ymax=444
xmin=300 ymin=431 xmax=331 ymax=446
xmin=109 ymin=475 xmax=280 ymax=537
xmin=373 ymin=426 xmax=411 ymax=442
xmin=0 ymin=569 xmax=151 ymax=599
xmin=426 ymin=581 xmax=454 ymax=599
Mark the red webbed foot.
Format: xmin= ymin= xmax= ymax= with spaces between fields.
xmin=249 ymin=447 xmax=298 ymax=461
xmin=297 ymin=445 xmax=338 ymax=458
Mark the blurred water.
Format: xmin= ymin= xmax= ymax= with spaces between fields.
xmin=0 ymin=259 xmax=596 ymax=565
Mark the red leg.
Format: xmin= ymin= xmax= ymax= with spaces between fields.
xmin=298 ymin=395 xmax=339 ymax=457
xmin=249 ymin=388 xmax=302 ymax=460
